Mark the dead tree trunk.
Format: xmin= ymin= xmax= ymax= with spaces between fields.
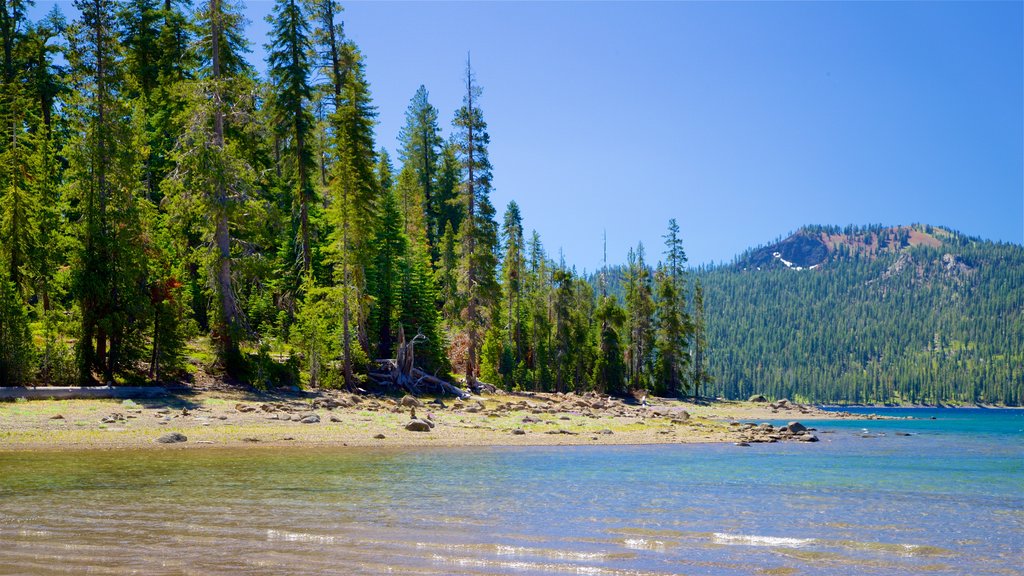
xmin=372 ymin=326 xmax=471 ymax=400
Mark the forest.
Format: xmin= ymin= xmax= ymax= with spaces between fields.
xmin=0 ymin=0 xmax=710 ymax=398
xmin=699 ymin=225 xmax=1024 ymax=406
xmin=2 ymin=2 xmax=1020 ymax=406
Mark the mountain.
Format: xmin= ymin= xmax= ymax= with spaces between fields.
xmin=737 ymin=224 xmax=959 ymax=270
xmin=701 ymin=224 xmax=1024 ymax=405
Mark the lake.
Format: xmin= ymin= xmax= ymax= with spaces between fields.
xmin=1 ymin=408 xmax=1022 ymax=575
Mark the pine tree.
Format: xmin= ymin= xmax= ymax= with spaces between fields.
xmin=690 ymin=278 xmax=712 ymax=399
xmin=552 ymin=267 xmax=574 ymax=393
xmin=435 ymin=221 xmax=460 ymax=326
xmin=433 ymin=140 xmax=464 ymax=258
xmin=654 ymin=265 xmax=688 ymax=396
xmin=398 ymin=85 xmax=443 ymax=249
xmin=117 ymin=0 xmax=161 ymax=99
xmin=624 ymin=243 xmax=655 ymax=391
xmin=501 ymin=201 xmax=526 ymax=366
xmin=0 ymin=0 xmax=29 ymax=85
xmin=525 ymin=230 xmax=552 ymax=390
xmin=452 ymin=56 xmax=500 ymax=390
xmin=593 ymin=294 xmax=626 ymax=395
xmin=266 ymin=0 xmax=316 ymax=275
xmin=325 ymin=38 xmax=378 ymax=387
xmin=0 ymin=80 xmax=39 ymax=296
xmin=0 ymin=275 xmax=33 ymax=384
xmin=65 ymin=0 xmax=156 ymax=383
xmin=654 ymin=220 xmax=691 ymax=396
xmin=368 ymin=156 xmax=405 ymax=359
xmin=164 ymin=0 xmax=256 ymax=371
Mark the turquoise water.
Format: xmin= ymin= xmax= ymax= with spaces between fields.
xmin=1 ymin=408 xmax=1022 ymax=575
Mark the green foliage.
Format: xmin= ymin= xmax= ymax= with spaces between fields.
xmin=0 ymin=276 xmax=34 ymax=384
xmin=593 ymin=295 xmax=627 ymax=395
xmin=294 ymin=283 xmax=367 ymax=388
xmin=624 ymin=244 xmax=655 ymax=391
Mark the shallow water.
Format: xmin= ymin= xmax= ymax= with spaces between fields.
xmin=1 ymin=408 xmax=1022 ymax=575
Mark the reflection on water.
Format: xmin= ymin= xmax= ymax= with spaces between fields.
xmin=1 ymin=410 xmax=1022 ymax=575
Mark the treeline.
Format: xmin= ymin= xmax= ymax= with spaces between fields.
xmin=700 ymin=236 xmax=1024 ymax=405
xmin=0 ymin=0 xmax=710 ymax=397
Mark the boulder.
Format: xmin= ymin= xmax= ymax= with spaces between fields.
xmin=799 ymin=433 xmax=819 ymax=442
xmin=235 ymin=403 xmax=255 ymax=413
xmin=512 ymin=429 xmax=526 ymax=435
xmin=156 ymin=432 xmax=187 ymax=444
xmin=787 ymin=421 xmax=807 ymax=434
xmin=748 ymin=394 xmax=768 ymax=402
xmin=299 ymin=414 xmax=320 ymax=424
xmin=405 ymin=419 xmax=432 ymax=432
xmin=400 ymin=395 xmax=423 ymax=408
xmin=373 ymin=433 xmax=386 ymax=439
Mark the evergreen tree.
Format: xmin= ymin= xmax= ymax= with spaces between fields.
xmin=452 ymin=56 xmax=500 ymax=390
xmin=368 ymin=180 xmax=405 ymax=359
xmin=0 ymin=80 xmax=39 ymax=296
xmin=435 ymin=220 xmax=460 ymax=327
xmin=398 ymin=85 xmax=443 ymax=249
xmin=525 ymin=230 xmax=552 ymax=390
xmin=624 ymin=244 xmax=655 ymax=391
xmin=0 ymin=275 xmax=33 ymax=384
xmin=593 ymin=294 xmax=626 ymax=394
xmin=324 ymin=38 xmax=377 ymax=386
xmin=654 ymin=220 xmax=690 ymax=396
xmin=0 ymin=0 xmax=29 ymax=84
xmin=266 ymin=0 xmax=316 ymax=275
xmin=654 ymin=264 xmax=688 ymax=396
xmin=164 ymin=0 xmax=256 ymax=371
xmin=690 ymin=278 xmax=711 ymax=399
xmin=66 ymin=0 xmax=155 ymax=383
xmin=501 ymin=201 xmax=526 ymax=366
xmin=433 ymin=140 xmax=463 ymax=257
xmin=118 ymin=0 xmax=161 ymax=99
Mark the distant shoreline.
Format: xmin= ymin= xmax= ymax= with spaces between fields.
xmin=819 ymin=403 xmax=1022 ymax=410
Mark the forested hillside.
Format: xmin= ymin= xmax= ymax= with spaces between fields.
xmin=0 ymin=0 xmax=707 ymax=397
xmin=700 ymin=225 xmax=1024 ymax=405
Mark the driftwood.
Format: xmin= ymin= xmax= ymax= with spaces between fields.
xmin=373 ymin=326 xmax=471 ymax=400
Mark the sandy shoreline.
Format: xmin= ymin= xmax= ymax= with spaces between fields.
xmin=0 ymin=388 xmax=880 ymax=452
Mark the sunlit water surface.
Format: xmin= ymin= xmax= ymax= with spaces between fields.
xmin=1 ymin=408 xmax=1022 ymax=575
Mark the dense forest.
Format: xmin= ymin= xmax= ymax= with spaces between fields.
xmin=699 ymin=225 xmax=1024 ymax=405
xmin=1 ymin=3 xmax=1020 ymax=405
xmin=0 ymin=0 xmax=709 ymax=398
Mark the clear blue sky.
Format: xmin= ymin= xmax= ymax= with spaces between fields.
xmin=33 ymin=1 xmax=1024 ymax=269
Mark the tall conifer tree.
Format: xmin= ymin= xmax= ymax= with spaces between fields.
xmin=267 ymin=0 xmax=316 ymax=275
xmin=398 ymin=85 xmax=443 ymax=249
xmin=452 ymin=56 xmax=499 ymax=390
